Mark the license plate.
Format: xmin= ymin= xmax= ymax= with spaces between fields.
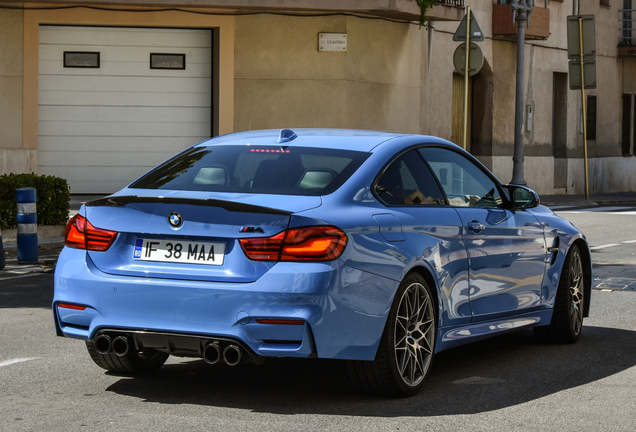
xmin=133 ymin=238 xmax=225 ymax=266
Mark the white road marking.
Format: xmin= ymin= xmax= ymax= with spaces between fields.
xmin=623 ymin=240 xmax=636 ymax=244
xmin=0 ymin=358 xmax=41 ymax=368
xmin=0 ymin=273 xmax=46 ymax=281
xmin=590 ymin=244 xmax=620 ymax=250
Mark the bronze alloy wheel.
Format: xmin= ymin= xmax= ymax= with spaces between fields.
xmin=347 ymin=272 xmax=437 ymax=396
xmin=534 ymin=243 xmax=586 ymax=344
xmin=393 ymin=280 xmax=436 ymax=388
xmin=567 ymin=246 xmax=585 ymax=338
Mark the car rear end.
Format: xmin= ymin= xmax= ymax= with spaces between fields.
xmin=53 ymin=131 xmax=381 ymax=364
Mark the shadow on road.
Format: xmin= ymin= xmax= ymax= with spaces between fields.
xmin=104 ymin=325 xmax=635 ymax=416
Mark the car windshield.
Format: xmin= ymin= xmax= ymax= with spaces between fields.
xmin=129 ymin=145 xmax=370 ymax=196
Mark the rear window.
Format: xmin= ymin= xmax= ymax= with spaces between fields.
xmin=129 ymin=145 xmax=369 ymax=196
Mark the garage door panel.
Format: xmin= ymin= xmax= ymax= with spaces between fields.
xmin=39 ymin=136 xmax=205 ymax=154
xmin=39 ymin=45 xmax=212 ymax=64
xmin=38 ymin=25 xmax=213 ymax=194
xmin=39 ymin=105 xmax=211 ymax=123
xmin=40 ymin=75 xmax=212 ymax=93
xmin=39 ymin=122 xmax=210 ymax=139
xmin=39 ymin=59 xmax=211 ymax=78
xmin=39 ymin=90 xmax=211 ymax=108
xmin=40 ymin=27 xmax=212 ymax=48
xmin=38 ymin=166 xmax=159 ymax=194
xmin=39 ymin=150 xmax=182 ymax=167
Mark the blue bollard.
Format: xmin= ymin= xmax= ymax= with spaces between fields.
xmin=16 ymin=187 xmax=38 ymax=264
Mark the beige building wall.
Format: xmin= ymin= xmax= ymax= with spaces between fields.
xmin=233 ymin=14 xmax=422 ymax=133
xmin=0 ymin=1 xmax=634 ymax=195
xmin=0 ymin=8 xmax=35 ymax=175
xmin=424 ymin=0 xmax=635 ymax=195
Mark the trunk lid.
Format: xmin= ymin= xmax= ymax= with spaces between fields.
xmin=84 ymin=193 xmax=321 ymax=282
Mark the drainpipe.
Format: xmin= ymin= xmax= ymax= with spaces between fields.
xmin=427 ymin=21 xmax=435 ymax=73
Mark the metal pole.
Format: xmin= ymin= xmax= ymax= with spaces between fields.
xmin=579 ymin=17 xmax=590 ymax=200
xmin=463 ymin=7 xmax=471 ymax=151
xmin=510 ymin=1 xmax=530 ymax=186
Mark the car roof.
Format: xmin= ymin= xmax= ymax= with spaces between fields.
xmin=196 ymin=129 xmax=408 ymax=152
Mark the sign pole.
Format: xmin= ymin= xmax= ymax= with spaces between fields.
xmin=579 ymin=17 xmax=590 ymax=200
xmin=462 ymin=6 xmax=471 ymax=151
xmin=510 ymin=1 xmax=532 ymax=186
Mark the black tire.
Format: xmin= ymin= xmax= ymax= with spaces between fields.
xmin=86 ymin=341 xmax=169 ymax=374
xmin=534 ymin=244 xmax=585 ymax=343
xmin=347 ymin=272 xmax=437 ymax=397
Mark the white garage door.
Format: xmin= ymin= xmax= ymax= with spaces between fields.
xmin=38 ymin=26 xmax=212 ymax=194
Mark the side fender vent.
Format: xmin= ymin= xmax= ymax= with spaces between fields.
xmin=548 ymin=236 xmax=560 ymax=266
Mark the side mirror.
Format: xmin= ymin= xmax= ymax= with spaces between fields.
xmin=504 ymin=185 xmax=540 ymax=209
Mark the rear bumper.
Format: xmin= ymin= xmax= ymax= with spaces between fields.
xmin=53 ymin=247 xmax=397 ymax=360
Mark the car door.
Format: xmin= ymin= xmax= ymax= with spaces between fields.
xmin=372 ymin=149 xmax=472 ymax=326
xmin=419 ymin=147 xmax=547 ymax=321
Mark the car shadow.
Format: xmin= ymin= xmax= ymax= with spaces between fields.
xmin=104 ymin=325 xmax=635 ymax=416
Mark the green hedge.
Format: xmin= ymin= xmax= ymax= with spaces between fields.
xmin=0 ymin=173 xmax=70 ymax=230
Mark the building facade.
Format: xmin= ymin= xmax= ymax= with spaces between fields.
xmin=0 ymin=0 xmax=634 ymax=195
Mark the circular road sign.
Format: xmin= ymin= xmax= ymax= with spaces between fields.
xmin=453 ymin=42 xmax=484 ymax=77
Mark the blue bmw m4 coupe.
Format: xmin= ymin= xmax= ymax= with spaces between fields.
xmin=53 ymin=129 xmax=590 ymax=396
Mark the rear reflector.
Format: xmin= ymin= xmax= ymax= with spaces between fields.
xmin=65 ymin=214 xmax=118 ymax=252
xmin=256 ymin=319 xmax=305 ymax=325
xmin=57 ymin=303 xmax=87 ymax=311
xmin=239 ymin=226 xmax=347 ymax=262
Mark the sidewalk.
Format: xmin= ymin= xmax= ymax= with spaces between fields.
xmin=540 ymin=192 xmax=636 ymax=208
xmin=0 ymin=194 xmax=101 ymax=252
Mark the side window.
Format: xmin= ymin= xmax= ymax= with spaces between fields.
xmin=375 ymin=150 xmax=447 ymax=206
xmin=418 ymin=147 xmax=503 ymax=209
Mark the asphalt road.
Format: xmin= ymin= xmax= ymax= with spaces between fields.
xmin=555 ymin=205 xmax=636 ymax=288
xmin=1 ymin=205 xmax=635 ymax=431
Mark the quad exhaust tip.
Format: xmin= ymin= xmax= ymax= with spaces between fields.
xmin=94 ymin=333 xmax=129 ymax=356
xmin=112 ymin=336 xmax=129 ymax=357
xmin=95 ymin=333 xmax=248 ymax=366
xmin=204 ymin=342 xmax=243 ymax=366
xmin=222 ymin=345 xmax=242 ymax=366
xmin=95 ymin=334 xmax=112 ymax=355
xmin=203 ymin=342 xmax=221 ymax=365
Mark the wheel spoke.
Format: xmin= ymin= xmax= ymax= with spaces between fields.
xmin=567 ymin=250 xmax=584 ymax=335
xmin=571 ymin=302 xmax=581 ymax=333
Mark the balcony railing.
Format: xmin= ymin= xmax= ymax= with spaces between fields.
xmin=619 ymin=6 xmax=636 ymax=56
xmin=436 ymin=0 xmax=464 ymax=5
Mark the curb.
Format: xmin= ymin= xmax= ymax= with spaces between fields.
xmin=1 ymin=225 xmax=65 ymax=243
xmin=542 ymin=200 xmax=636 ymax=208
xmin=1 ymin=225 xmax=66 ymax=252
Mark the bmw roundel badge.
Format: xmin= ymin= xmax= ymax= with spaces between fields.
xmin=168 ymin=211 xmax=183 ymax=228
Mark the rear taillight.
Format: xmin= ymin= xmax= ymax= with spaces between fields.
xmin=65 ymin=214 xmax=118 ymax=252
xmin=239 ymin=226 xmax=347 ymax=262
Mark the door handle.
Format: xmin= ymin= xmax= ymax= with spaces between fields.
xmin=468 ymin=221 xmax=486 ymax=233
